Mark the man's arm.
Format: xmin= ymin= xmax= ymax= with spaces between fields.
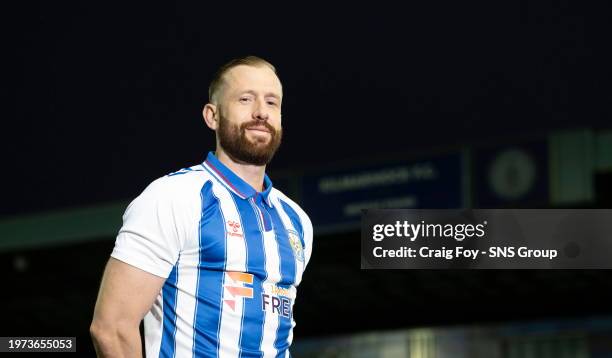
xmin=90 ymin=257 xmax=166 ymax=358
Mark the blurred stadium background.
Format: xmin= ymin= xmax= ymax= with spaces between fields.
xmin=2 ymin=2 xmax=612 ymax=357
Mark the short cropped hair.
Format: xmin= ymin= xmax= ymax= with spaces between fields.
xmin=208 ymin=56 xmax=278 ymax=104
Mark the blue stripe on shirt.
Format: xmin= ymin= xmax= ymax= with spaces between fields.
xmin=160 ymin=265 xmax=179 ymax=358
xmin=267 ymin=204 xmax=296 ymax=356
xmin=279 ymin=200 xmax=305 ymax=250
xmin=193 ymin=181 xmax=226 ymax=357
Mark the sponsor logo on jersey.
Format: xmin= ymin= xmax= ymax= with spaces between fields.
xmin=223 ymin=271 xmax=253 ymax=311
xmin=262 ymin=285 xmax=293 ymax=319
xmin=226 ymin=220 xmax=244 ymax=238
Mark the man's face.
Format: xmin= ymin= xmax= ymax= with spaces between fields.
xmin=216 ymin=65 xmax=283 ymax=166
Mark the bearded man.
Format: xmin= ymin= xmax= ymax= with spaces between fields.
xmin=90 ymin=56 xmax=313 ymax=358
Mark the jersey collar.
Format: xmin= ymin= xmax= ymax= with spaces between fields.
xmin=203 ymin=151 xmax=273 ymax=207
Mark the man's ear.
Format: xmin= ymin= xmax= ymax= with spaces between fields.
xmin=203 ymin=103 xmax=218 ymax=130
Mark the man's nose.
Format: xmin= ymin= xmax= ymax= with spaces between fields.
xmin=253 ymin=99 xmax=269 ymax=121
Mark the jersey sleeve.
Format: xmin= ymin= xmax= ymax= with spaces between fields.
xmin=111 ymin=178 xmax=186 ymax=278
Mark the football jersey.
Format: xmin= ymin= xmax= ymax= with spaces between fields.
xmin=111 ymin=151 xmax=313 ymax=357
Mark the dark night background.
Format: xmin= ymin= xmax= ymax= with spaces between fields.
xmin=1 ymin=1 xmax=611 ymax=356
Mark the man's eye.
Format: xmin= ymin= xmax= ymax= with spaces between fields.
xmin=240 ymin=97 xmax=251 ymax=103
xmin=267 ymin=101 xmax=278 ymax=106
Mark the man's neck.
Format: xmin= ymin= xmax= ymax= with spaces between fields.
xmin=215 ymin=148 xmax=266 ymax=192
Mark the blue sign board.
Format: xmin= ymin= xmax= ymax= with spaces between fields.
xmin=300 ymin=154 xmax=464 ymax=232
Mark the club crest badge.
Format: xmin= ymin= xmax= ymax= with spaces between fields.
xmin=287 ymin=229 xmax=304 ymax=262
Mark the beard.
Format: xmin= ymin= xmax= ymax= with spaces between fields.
xmin=217 ymin=113 xmax=282 ymax=166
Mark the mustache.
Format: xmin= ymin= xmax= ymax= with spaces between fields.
xmin=240 ymin=120 xmax=276 ymax=133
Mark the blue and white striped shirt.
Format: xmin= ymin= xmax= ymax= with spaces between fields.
xmin=111 ymin=152 xmax=313 ymax=357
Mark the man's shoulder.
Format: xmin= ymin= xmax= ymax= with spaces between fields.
xmin=270 ymin=188 xmax=313 ymax=253
xmin=270 ymin=188 xmax=311 ymax=222
xmin=138 ymin=164 xmax=214 ymax=202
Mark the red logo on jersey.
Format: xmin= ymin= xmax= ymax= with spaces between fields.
xmin=226 ymin=220 xmax=244 ymax=238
